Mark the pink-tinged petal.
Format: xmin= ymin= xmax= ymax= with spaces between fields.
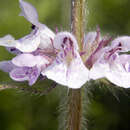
xmin=89 ymin=47 xmax=113 ymax=80
xmin=105 ymin=66 xmax=130 ymax=88
xmin=116 ymin=54 xmax=130 ymax=65
xmin=67 ymin=53 xmax=89 ymax=88
xmin=10 ymin=67 xmax=28 ymax=82
xmin=111 ymin=36 xmax=130 ymax=52
xmin=104 ymin=55 xmax=130 ymax=88
xmin=17 ymin=27 xmax=55 ymax=52
xmin=39 ymin=27 xmax=55 ymax=49
xmin=89 ymin=46 xmax=119 ymax=80
xmin=53 ymin=32 xmax=78 ymax=50
xmin=28 ymin=67 xmax=40 ymax=85
xmin=0 ymin=35 xmax=17 ymax=47
xmin=42 ymin=60 xmax=67 ymax=86
xmin=0 ymin=61 xmax=17 ymax=73
xmin=89 ymin=62 xmax=109 ymax=80
xmin=41 ymin=51 xmax=67 ymax=85
xmin=91 ymin=54 xmax=130 ymax=88
xmin=19 ymin=0 xmax=39 ymax=25
xmin=16 ymin=29 xmax=40 ymax=52
xmin=10 ymin=66 xmax=40 ymax=85
xmin=12 ymin=54 xmax=49 ymax=68
xmin=0 ymin=30 xmax=41 ymax=53
xmin=42 ymin=52 xmax=89 ymax=88
xmin=19 ymin=0 xmax=50 ymax=30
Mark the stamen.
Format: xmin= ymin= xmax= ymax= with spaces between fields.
xmin=95 ymin=26 xmax=100 ymax=42
xmin=85 ymin=37 xmax=112 ymax=69
xmin=55 ymin=27 xmax=58 ymax=34
xmin=80 ymin=51 xmax=86 ymax=56
xmin=92 ymin=37 xmax=112 ymax=56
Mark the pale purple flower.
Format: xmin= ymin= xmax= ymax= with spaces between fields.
xmin=42 ymin=32 xmax=89 ymax=88
xmin=0 ymin=0 xmax=56 ymax=85
xmin=87 ymin=31 xmax=130 ymax=88
xmin=0 ymin=60 xmax=41 ymax=85
xmin=0 ymin=0 xmax=55 ymax=53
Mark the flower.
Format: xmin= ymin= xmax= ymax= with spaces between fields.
xmin=0 ymin=0 xmax=56 ymax=85
xmin=42 ymin=32 xmax=89 ymax=88
xmin=0 ymin=0 xmax=55 ymax=53
xmin=89 ymin=36 xmax=130 ymax=88
xmin=0 ymin=0 xmax=130 ymax=89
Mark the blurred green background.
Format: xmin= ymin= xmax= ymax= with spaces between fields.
xmin=0 ymin=0 xmax=130 ymax=130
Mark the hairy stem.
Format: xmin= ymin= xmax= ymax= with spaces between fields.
xmin=66 ymin=0 xmax=86 ymax=130
xmin=71 ymin=0 xmax=86 ymax=51
xmin=67 ymin=89 xmax=82 ymax=130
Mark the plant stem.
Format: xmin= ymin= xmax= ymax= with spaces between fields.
xmin=66 ymin=0 xmax=86 ymax=130
xmin=67 ymin=89 xmax=82 ymax=130
xmin=71 ymin=0 xmax=86 ymax=51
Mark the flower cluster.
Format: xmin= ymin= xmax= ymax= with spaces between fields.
xmin=0 ymin=0 xmax=130 ymax=88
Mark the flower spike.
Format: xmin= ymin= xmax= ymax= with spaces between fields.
xmin=1 ymin=1 xmax=130 ymax=88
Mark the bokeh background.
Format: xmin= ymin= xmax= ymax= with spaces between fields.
xmin=0 ymin=0 xmax=130 ymax=130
